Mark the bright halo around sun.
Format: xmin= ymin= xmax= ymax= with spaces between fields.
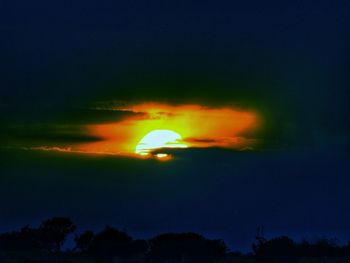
xmin=135 ymin=130 xmax=187 ymax=159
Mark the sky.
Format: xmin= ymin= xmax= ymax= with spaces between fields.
xmin=1 ymin=0 xmax=350 ymax=251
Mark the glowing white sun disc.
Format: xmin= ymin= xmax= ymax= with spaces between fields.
xmin=135 ymin=130 xmax=187 ymax=156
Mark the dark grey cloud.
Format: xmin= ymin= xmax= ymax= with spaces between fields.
xmin=59 ymin=108 xmax=147 ymax=125
xmin=0 ymin=106 xmax=148 ymax=146
xmin=0 ymin=124 xmax=102 ymax=144
xmin=0 ymin=106 xmax=147 ymax=125
xmin=184 ymin=138 xmax=220 ymax=143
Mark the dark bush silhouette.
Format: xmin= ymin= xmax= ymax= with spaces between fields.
xmin=39 ymin=217 xmax=76 ymax=252
xmin=74 ymin=230 xmax=95 ymax=252
xmin=74 ymin=227 xmax=149 ymax=262
xmin=2 ymin=217 xmax=350 ymax=263
xmin=148 ymin=232 xmax=227 ymax=263
xmin=0 ymin=218 xmax=76 ymax=262
xmin=252 ymin=236 xmax=299 ymax=262
xmin=0 ymin=226 xmax=43 ymax=255
xmin=127 ymin=239 xmax=149 ymax=258
xmin=0 ymin=218 xmax=76 ymax=255
xmin=252 ymin=234 xmax=350 ymax=262
xmin=86 ymin=226 xmax=138 ymax=262
xmin=299 ymin=238 xmax=342 ymax=259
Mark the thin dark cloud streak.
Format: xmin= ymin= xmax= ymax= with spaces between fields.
xmin=0 ymin=106 xmax=149 ymax=146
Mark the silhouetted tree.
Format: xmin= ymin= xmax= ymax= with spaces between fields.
xmin=148 ymin=232 xmax=227 ymax=263
xmin=88 ymin=226 xmax=134 ymax=263
xmin=342 ymin=241 xmax=350 ymax=257
xmin=3 ymin=217 xmax=350 ymax=263
xmin=299 ymin=238 xmax=340 ymax=259
xmin=74 ymin=230 xmax=95 ymax=252
xmin=127 ymin=239 xmax=149 ymax=258
xmin=38 ymin=217 xmax=76 ymax=252
xmin=0 ymin=226 xmax=41 ymax=254
xmin=0 ymin=225 xmax=49 ymax=262
xmin=74 ymin=228 xmax=149 ymax=262
xmin=252 ymin=236 xmax=299 ymax=262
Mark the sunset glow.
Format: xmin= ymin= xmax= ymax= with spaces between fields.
xmin=78 ymin=103 xmax=259 ymax=157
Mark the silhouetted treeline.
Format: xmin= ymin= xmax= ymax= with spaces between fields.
xmin=1 ymin=217 xmax=350 ymax=262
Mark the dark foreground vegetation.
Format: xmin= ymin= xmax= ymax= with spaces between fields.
xmin=1 ymin=218 xmax=350 ymax=263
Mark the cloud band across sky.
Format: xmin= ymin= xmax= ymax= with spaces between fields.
xmin=1 ymin=103 xmax=260 ymax=157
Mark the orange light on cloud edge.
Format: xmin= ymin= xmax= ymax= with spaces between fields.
xmin=78 ymin=103 xmax=260 ymax=159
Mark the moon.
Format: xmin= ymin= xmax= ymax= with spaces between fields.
xmin=135 ymin=130 xmax=187 ymax=158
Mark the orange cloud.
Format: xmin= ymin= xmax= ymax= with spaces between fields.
xmin=78 ymin=103 xmax=260 ymax=156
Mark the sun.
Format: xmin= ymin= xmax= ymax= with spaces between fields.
xmin=135 ymin=130 xmax=187 ymax=158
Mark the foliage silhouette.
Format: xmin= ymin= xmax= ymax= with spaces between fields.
xmin=74 ymin=230 xmax=95 ymax=252
xmin=1 ymin=218 xmax=350 ymax=262
xmin=252 ymin=235 xmax=299 ymax=262
xmin=39 ymin=217 xmax=76 ymax=252
xmin=148 ymin=232 xmax=227 ymax=263
xmin=74 ymin=226 xmax=149 ymax=263
xmin=0 ymin=226 xmax=43 ymax=255
xmin=252 ymin=234 xmax=349 ymax=262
